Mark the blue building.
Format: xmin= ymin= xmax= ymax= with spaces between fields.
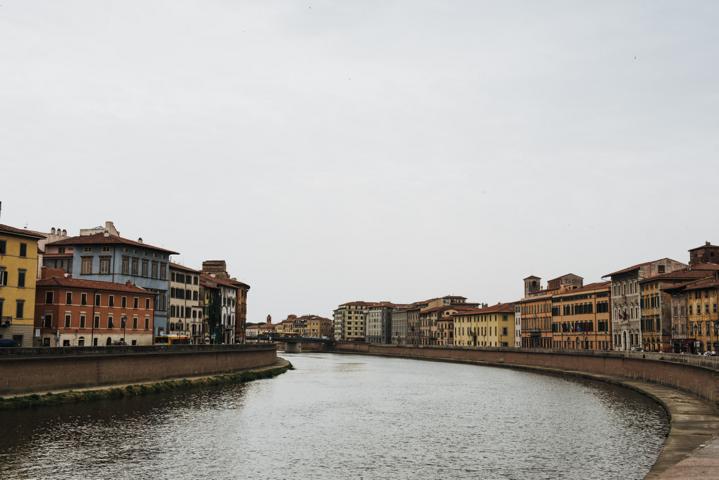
xmin=48 ymin=229 xmax=178 ymax=339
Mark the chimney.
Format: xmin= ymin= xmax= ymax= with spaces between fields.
xmin=137 ymin=237 xmax=143 ymax=243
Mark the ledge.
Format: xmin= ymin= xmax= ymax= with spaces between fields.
xmin=0 ymin=358 xmax=292 ymax=410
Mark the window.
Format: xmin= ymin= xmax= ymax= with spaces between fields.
xmin=108 ymin=295 xmax=114 ymax=307
xmin=133 ymin=297 xmax=139 ymax=309
xmin=144 ymin=317 xmax=149 ymax=330
xmin=99 ymin=256 xmax=111 ymax=275
xmin=81 ymin=257 xmax=93 ymax=275
xmin=81 ymin=293 xmax=88 ymax=305
xmin=132 ymin=317 xmax=138 ymax=329
xmin=121 ymin=296 xmax=127 ymax=308
xmin=17 ymin=269 xmax=26 ymax=288
xmin=66 ymin=292 xmax=72 ymax=304
xmin=0 ymin=298 xmax=3 ymax=317
xmin=0 ymin=268 xmax=6 ymax=286
xmin=0 ymin=240 xmax=5 ymax=255
xmin=19 ymin=243 xmax=27 ymax=257
xmin=64 ymin=314 xmax=71 ymax=328
xmin=16 ymin=300 xmax=24 ymax=319
xmin=131 ymin=257 xmax=139 ymax=275
xmin=121 ymin=256 xmax=130 ymax=275
xmin=80 ymin=314 xmax=86 ymax=328
xmin=145 ymin=298 xmax=150 ymax=309
xmin=159 ymin=263 xmax=167 ymax=280
xmin=94 ymin=315 xmax=100 ymax=328
xmin=151 ymin=261 xmax=158 ymax=279
xmin=141 ymin=259 xmax=149 ymax=277
xmin=658 ymin=265 xmax=666 ymax=274
xmin=95 ymin=293 xmax=101 ymax=306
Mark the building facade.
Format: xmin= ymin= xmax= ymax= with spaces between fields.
xmin=47 ymin=228 xmax=177 ymax=340
xmin=366 ymin=303 xmax=394 ymax=344
xmin=200 ymin=274 xmax=236 ymax=344
xmin=391 ymin=307 xmax=409 ymax=345
xmin=0 ymin=224 xmax=45 ymax=346
xmin=453 ymin=303 xmax=515 ymax=348
xmin=605 ymin=258 xmax=685 ymax=351
xmin=551 ymin=282 xmax=611 ymax=351
xmin=169 ymin=263 xmax=203 ymax=343
xmin=333 ymin=301 xmax=375 ymax=341
xmin=35 ymin=268 xmax=154 ymax=347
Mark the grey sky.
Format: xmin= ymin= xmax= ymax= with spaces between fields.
xmin=2 ymin=1 xmax=718 ymax=322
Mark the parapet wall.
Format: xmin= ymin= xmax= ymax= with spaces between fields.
xmin=0 ymin=344 xmax=278 ymax=395
xmin=332 ymin=343 xmax=719 ymax=406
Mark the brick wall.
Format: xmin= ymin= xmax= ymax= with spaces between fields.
xmin=0 ymin=344 xmax=277 ymax=395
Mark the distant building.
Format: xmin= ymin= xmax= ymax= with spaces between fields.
xmin=169 ymin=263 xmax=203 ymax=343
xmin=333 ymin=301 xmax=377 ymax=341
xmin=47 ymin=223 xmax=178 ymax=340
xmin=35 ymin=268 xmax=154 ymax=347
xmin=200 ymin=274 xmax=236 ymax=344
xmin=199 ymin=260 xmax=249 ymax=344
xmin=453 ymin=303 xmax=515 ymax=348
xmin=551 ymin=282 xmax=611 ymax=351
xmin=0 ymin=224 xmax=46 ymax=347
xmin=419 ymin=302 xmax=479 ymax=346
xmin=604 ymin=258 xmax=686 ymax=351
xmin=366 ymin=303 xmax=395 ymax=344
xmin=689 ymin=242 xmax=719 ymax=266
xmin=519 ymin=274 xmax=584 ymax=349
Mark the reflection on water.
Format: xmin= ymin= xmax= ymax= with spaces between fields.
xmin=0 ymin=354 xmax=668 ymax=480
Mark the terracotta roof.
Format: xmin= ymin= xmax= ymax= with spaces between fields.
xmin=200 ymin=274 xmax=239 ymax=289
xmin=0 ymin=224 xmax=46 ymax=240
xmin=37 ymin=276 xmax=149 ymax=294
xmin=420 ymin=304 xmax=480 ymax=315
xmin=603 ymin=258 xmax=683 ymax=278
xmin=227 ymin=278 xmax=251 ymax=290
xmin=452 ymin=303 xmax=515 ymax=317
xmin=553 ymin=281 xmax=610 ymax=296
xmin=48 ymin=232 xmax=178 ymax=255
xmin=640 ymin=268 xmax=715 ymax=284
xmin=523 ymin=275 xmax=540 ymax=280
xmin=170 ymin=262 xmax=200 ymax=273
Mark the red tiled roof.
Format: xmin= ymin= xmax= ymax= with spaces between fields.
xmin=452 ymin=303 xmax=515 ymax=317
xmin=603 ymin=258 xmax=683 ymax=278
xmin=640 ymin=268 xmax=715 ymax=284
xmin=553 ymin=281 xmax=610 ymax=295
xmin=420 ymin=304 xmax=480 ymax=314
xmin=170 ymin=262 xmax=200 ymax=273
xmin=0 ymin=224 xmax=46 ymax=240
xmin=689 ymin=242 xmax=719 ymax=252
xmin=48 ymin=232 xmax=178 ymax=255
xmin=37 ymin=276 xmax=149 ymax=294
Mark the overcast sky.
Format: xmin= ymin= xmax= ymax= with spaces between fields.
xmin=2 ymin=1 xmax=718 ymax=321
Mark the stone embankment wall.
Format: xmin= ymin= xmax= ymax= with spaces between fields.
xmin=0 ymin=344 xmax=277 ymax=395
xmin=332 ymin=343 xmax=719 ymax=405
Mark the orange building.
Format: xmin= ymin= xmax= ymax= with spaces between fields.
xmin=551 ymin=282 xmax=611 ymax=351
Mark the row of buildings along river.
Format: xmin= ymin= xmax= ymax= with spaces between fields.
xmin=0 ymin=221 xmax=249 ymax=347
xmin=331 ymin=242 xmax=719 ymax=354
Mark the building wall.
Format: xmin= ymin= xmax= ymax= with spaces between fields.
xmin=391 ymin=309 xmax=408 ymax=344
xmin=551 ymin=286 xmax=611 ymax=351
xmin=70 ymin=244 xmax=171 ymax=337
xmin=169 ymin=265 xmax=202 ymax=342
xmin=0 ymin=232 xmax=41 ymax=347
xmin=35 ymin=284 xmax=154 ymax=347
xmin=686 ymin=286 xmax=719 ymax=353
xmin=454 ymin=311 xmax=515 ymax=348
xmin=0 ymin=344 xmax=277 ymax=395
xmin=519 ymin=295 xmax=553 ymax=348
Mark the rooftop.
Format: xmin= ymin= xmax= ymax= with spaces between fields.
xmin=49 ymin=232 xmax=179 ymax=255
xmin=603 ymin=258 xmax=682 ymax=278
xmin=37 ymin=275 xmax=149 ymax=294
xmin=0 ymin=224 xmax=46 ymax=240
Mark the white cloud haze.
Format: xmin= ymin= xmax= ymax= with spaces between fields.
xmin=2 ymin=0 xmax=718 ymax=321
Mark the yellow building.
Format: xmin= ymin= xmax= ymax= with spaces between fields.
xmin=0 ymin=224 xmax=45 ymax=347
xmin=453 ymin=303 xmax=515 ymax=348
xmin=682 ymin=276 xmax=719 ymax=354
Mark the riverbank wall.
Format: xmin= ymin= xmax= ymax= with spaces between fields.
xmin=0 ymin=344 xmax=278 ymax=396
xmin=331 ymin=343 xmax=719 ymax=405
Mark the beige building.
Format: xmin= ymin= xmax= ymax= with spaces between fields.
xmin=169 ymin=263 xmax=203 ymax=343
xmin=333 ymin=301 xmax=376 ymax=341
xmin=454 ymin=303 xmax=515 ymax=348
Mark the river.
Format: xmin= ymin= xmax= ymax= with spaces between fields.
xmin=0 ymin=353 xmax=668 ymax=479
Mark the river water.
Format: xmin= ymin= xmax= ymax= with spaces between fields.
xmin=0 ymin=353 xmax=668 ymax=480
